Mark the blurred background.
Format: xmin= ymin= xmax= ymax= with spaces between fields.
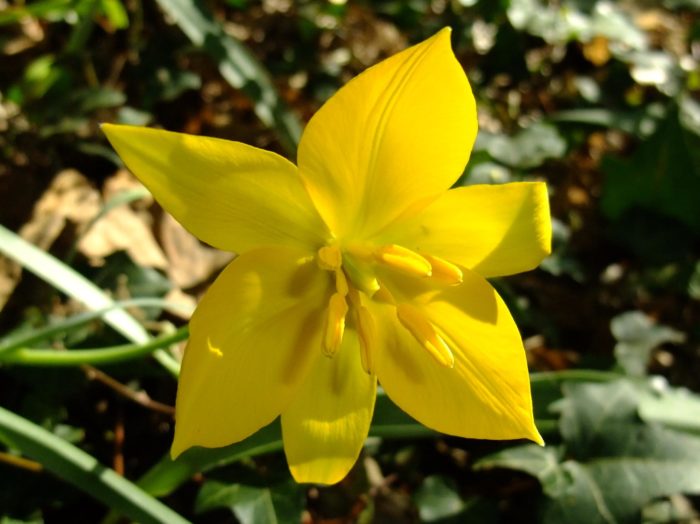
xmin=1 ymin=0 xmax=699 ymax=522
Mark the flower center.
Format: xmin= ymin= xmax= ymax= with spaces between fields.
xmin=315 ymin=243 xmax=463 ymax=373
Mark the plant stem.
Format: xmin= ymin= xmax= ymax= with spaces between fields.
xmin=1 ymin=326 xmax=188 ymax=367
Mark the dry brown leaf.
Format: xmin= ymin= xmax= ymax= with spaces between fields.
xmin=0 ymin=170 xmax=100 ymax=310
xmin=160 ymin=213 xmax=233 ymax=290
xmin=20 ymin=169 xmax=100 ymax=250
xmin=163 ymin=287 xmax=198 ymax=320
xmin=78 ymin=170 xmax=167 ymax=268
xmin=0 ymin=256 xmax=22 ymax=312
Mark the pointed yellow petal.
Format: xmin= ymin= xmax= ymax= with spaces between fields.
xmin=282 ymin=330 xmax=377 ymax=484
xmin=387 ymin=182 xmax=551 ymax=277
xmin=102 ymin=124 xmax=327 ymax=253
xmin=171 ymin=246 xmax=329 ymax=458
xmin=298 ymin=28 xmax=477 ymax=238
xmin=371 ymin=267 xmax=542 ymax=444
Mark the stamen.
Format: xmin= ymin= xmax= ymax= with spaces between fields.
xmin=335 ymin=269 xmax=349 ymax=296
xmin=356 ymin=306 xmax=376 ymax=374
xmin=423 ymin=254 xmax=463 ymax=285
xmin=317 ymin=245 xmax=342 ymax=271
xmin=375 ymin=244 xmax=432 ymax=278
xmin=323 ymin=292 xmax=348 ymax=357
xmin=396 ymin=303 xmax=454 ymax=368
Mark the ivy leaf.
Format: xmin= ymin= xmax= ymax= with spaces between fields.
xmin=610 ymin=311 xmax=685 ymax=377
xmin=195 ymin=479 xmax=304 ymax=524
xmin=476 ymin=381 xmax=700 ymax=524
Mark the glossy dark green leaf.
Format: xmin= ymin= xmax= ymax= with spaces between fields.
xmin=601 ymin=106 xmax=700 ymax=234
xmin=611 ymin=311 xmax=685 ymax=376
xmin=474 ymin=122 xmax=566 ymax=169
xmin=195 ymin=479 xmax=304 ymax=524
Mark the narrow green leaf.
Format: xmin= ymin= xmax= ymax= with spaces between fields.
xmin=151 ymin=0 xmax=302 ymax=154
xmin=0 ymin=224 xmax=180 ymax=376
xmin=0 ymin=406 xmax=189 ymax=524
xmin=0 ymin=298 xmax=188 ymax=355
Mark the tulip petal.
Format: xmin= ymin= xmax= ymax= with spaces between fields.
xmin=102 ymin=124 xmax=327 ymax=253
xmin=385 ymin=182 xmax=551 ymax=277
xmin=298 ymin=28 xmax=477 ymax=239
xmin=371 ymin=267 xmax=542 ymax=444
xmin=171 ymin=246 xmax=329 ymax=457
xmin=282 ymin=330 xmax=377 ymax=484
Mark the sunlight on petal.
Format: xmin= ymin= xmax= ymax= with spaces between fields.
xmin=102 ymin=124 xmax=328 ymax=254
xmin=298 ymin=28 xmax=477 ymax=239
xmin=372 ymin=267 xmax=543 ymax=444
xmin=384 ymin=182 xmax=551 ymax=277
xmin=282 ymin=330 xmax=377 ymax=484
xmin=171 ymin=246 xmax=330 ymax=457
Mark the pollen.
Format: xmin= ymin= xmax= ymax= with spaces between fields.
xmin=396 ymin=303 xmax=455 ymax=368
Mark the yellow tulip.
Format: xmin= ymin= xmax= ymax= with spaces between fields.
xmin=102 ymin=27 xmax=551 ymax=485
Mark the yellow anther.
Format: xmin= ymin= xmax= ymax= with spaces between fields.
xmin=323 ymin=293 xmax=348 ymax=357
xmin=335 ymin=269 xmax=349 ymax=296
xmin=375 ymin=244 xmax=432 ymax=278
xmin=396 ymin=303 xmax=454 ymax=368
xmin=423 ymin=254 xmax=463 ymax=285
xmin=356 ymin=306 xmax=376 ymax=374
xmin=317 ymin=245 xmax=342 ymax=271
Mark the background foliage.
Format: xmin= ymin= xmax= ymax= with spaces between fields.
xmin=1 ymin=0 xmax=699 ymax=522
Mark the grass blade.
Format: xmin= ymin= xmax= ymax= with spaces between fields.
xmin=0 ymin=224 xmax=180 ymax=376
xmin=152 ymin=0 xmax=302 ymax=154
xmin=0 ymin=405 xmax=189 ymax=524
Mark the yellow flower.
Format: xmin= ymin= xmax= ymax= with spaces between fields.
xmin=102 ymin=28 xmax=551 ymax=485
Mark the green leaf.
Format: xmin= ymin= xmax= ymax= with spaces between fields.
xmin=611 ymin=311 xmax=685 ymax=376
xmin=0 ymin=406 xmax=189 ymax=524
xmin=0 ymin=0 xmax=73 ymax=25
xmin=0 ymin=298 xmax=184 ymax=356
xmin=479 ymin=381 xmax=700 ymax=524
xmin=99 ymin=0 xmax=129 ymax=29
xmin=540 ymin=458 xmax=700 ymax=524
xmin=151 ymin=0 xmax=302 ymax=154
xmin=414 ymin=476 xmax=465 ymax=522
xmin=601 ymin=105 xmax=700 ymax=234
xmin=638 ymin=383 xmax=700 ymax=435
xmin=137 ymin=392 xmax=433 ymax=497
xmin=195 ymin=479 xmax=304 ymax=524
xmin=507 ymin=0 xmax=646 ymax=51
xmin=475 ymin=445 xmax=567 ymax=497
xmin=474 ymin=122 xmax=566 ymax=169
xmin=0 ymin=224 xmax=179 ymax=376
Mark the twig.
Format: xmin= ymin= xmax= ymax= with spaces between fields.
xmin=0 ymin=451 xmax=43 ymax=473
xmin=81 ymin=365 xmax=175 ymax=416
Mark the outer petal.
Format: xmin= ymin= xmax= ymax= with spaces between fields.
xmin=281 ymin=330 xmax=377 ymax=484
xmin=171 ymin=246 xmax=329 ymax=457
xmin=384 ymin=182 xmax=551 ymax=277
xmin=371 ymin=267 xmax=542 ymax=444
xmin=102 ymin=124 xmax=327 ymax=253
xmin=297 ymin=28 xmax=477 ymax=239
